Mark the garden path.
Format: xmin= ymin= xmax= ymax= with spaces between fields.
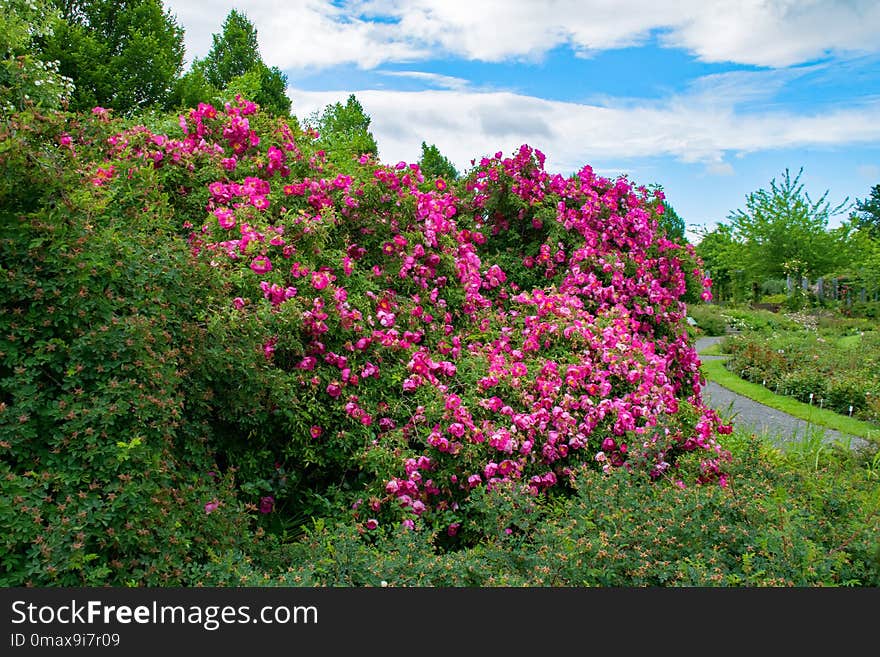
xmin=694 ymin=335 xmax=871 ymax=450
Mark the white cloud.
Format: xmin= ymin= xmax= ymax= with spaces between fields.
xmin=705 ymin=161 xmax=735 ymax=176
xmin=663 ymin=0 xmax=880 ymax=67
xmin=288 ymin=85 xmax=880 ymax=175
xmin=164 ymin=0 xmax=425 ymax=68
xmin=165 ymin=0 xmax=880 ymax=69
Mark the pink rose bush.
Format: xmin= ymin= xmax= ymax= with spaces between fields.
xmin=76 ymin=95 xmax=730 ymax=537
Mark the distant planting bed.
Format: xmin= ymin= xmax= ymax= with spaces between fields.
xmin=719 ymin=326 xmax=880 ymax=426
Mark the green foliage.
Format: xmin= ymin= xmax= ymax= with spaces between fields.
xmin=854 ymin=184 xmax=880 ymax=238
xmin=723 ymin=328 xmax=880 ymax=423
xmin=695 ymin=223 xmax=745 ymax=302
xmin=658 ymin=201 xmax=685 ymax=242
xmin=0 ymin=0 xmax=74 ymax=111
xmin=185 ymin=9 xmax=291 ymax=117
xmin=42 ymin=0 xmax=185 ymax=114
xmin=224 ymin=63 xmax=291 ymax=117
xmin=0 ymin=108 xmax=253 ymax=585
xmin=310 ymin=93 xmax=378 ymax=167
xmin=199 ymin=9 xmax=260 ymax=90
xmin=188 ymin=435 xmax=880 ymax=586
xmin=642 ymin=185 xmax=687 ymax=243
xmin=721 ymin=306 xmax=802 ymax=333
xmin=417 ymin=141 xmax=458 ymax=181
xmin=167 ymin=63 xmax=216 ymax=112
xmin=686 ymin=303 xmax=729 ymax=336
xmin=727 ymin=167 xmax=850 ymax=282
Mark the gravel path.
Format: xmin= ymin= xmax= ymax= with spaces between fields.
xmin=694 ymin=335 xmax=870 ymax=450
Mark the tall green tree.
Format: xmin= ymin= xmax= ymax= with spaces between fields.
xmin=0 ymin=0 xmax=73 ymax=111
xmin=173 ymin=9 xmax=290 ymax=116
xmin=853 ymin=183 xmax=880 ymax=237
xmin=311 ymin=94 xmax=378 ymax=167
xmin=418 ymin=141 xmax=459 ymax=181
xmin=199 ymin=9 xmax=259 ymax=89
xmin=727 ymin=167 xmax=850 ymax=282
xmin=42 ymin=0 xmax=184 ymax=113
xmin=658 ymin=200 xmax=686 ymax=242
xmin=694 ymin=223 xmax=745 ymax=302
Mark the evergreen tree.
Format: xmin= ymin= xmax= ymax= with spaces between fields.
xmin=311 ymin=94 xmax=378 ymax=166
xmin=657 ymin=200 xmax=686 ymax=242
xmin=418 ymin=141 xmax=459 ymax=181
xmin=176 ymin=9 xmax=290 ymax=116
xmin=853 ymin=184 xmax=880 ymax=237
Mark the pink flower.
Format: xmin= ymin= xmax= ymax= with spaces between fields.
xmin=310 ymin=425 xmax=323 ymax=439
xmin=232 ymin=297 xmax=245 ymax=309
xmin=311 ymin=271 xmax=332 ymax=290
xmin=250 ymin=255 xmax=272 ymax=274
xmin=326 ymin=383 xmax=342 ymax=398
xmin=447 ymin=522 xmax=460 ymax=536
xmin=214 ymin=208 xmax=236 ymax=229
xmin=204 ymin=500 xmax=219 ymax=514
xmin=251 ymin=195 xmax=270 ymax=211
xmin=259 ymin=496 xmax=274 ymax=513
xmin=365 ymin=518 xmax=379 ymax=530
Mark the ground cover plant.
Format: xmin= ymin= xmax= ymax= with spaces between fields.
xmin=190 ymin=426 xmax=880 ymax=587
xmin=686 ymin=302 xmax=802 ymax=337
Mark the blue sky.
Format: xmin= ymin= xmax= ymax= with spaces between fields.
xmin=164 ymin=0 xmax=880 ymax=241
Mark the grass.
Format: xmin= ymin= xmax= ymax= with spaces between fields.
xmin=699 ymin=358 xmax=879 ymax=441
xmin=698 ymin=342 xmax=725 ymax=356
xmin=836 ymin=334 xmax=862 ymax=349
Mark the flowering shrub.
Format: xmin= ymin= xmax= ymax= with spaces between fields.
xmin=0 ymin=109 xmax=253 ymax=584
xmin=2 ymin=96 xmax=731 ymax=576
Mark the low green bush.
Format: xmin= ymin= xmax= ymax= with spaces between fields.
xmin=760 ymin=293 xmax=788 ymax=305
xmin=187 ymin=432 xmax=880 ymax=587
xmin=849 ymin=301 xmax=880 ymax=319
xmin=686 ymin=303 xmax=729 ymax=336
xmin=0 ymin=109 xmax=254 ymax=585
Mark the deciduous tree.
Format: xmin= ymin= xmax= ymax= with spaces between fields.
xmin=727 ymin=167 xmax=850 ymax=282
xmin=0 ymin=0 xmax=73 ymax=110
xmin=43 ymin=0 xmax=185 ymax=113
xmin=174 ymin=9 xmax=291 ymax=116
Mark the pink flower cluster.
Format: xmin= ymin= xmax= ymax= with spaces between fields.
xmin=85 ymin=99 xmax=729 ymax=530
